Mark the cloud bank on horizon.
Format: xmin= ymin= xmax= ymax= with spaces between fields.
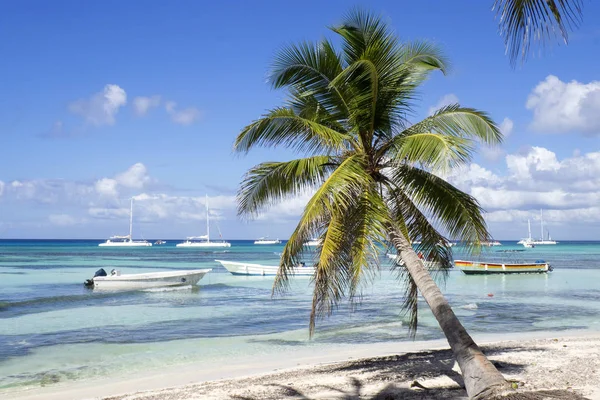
xmin=2 ymin=74 xmax=600 ymax=240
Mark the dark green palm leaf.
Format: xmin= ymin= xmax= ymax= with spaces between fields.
xmin=493 ymin=0 xmax=584 ymax=66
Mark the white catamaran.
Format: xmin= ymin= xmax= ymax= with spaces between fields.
xmin=530 ymin=209 xmax=557 ymax=245
xmin=518 ymin=210 xmax=557 ymax=246
xmin=99 ymin=198 xmax=152 ymax=247
xmin=176 ymin=196 xmax=231 ymax=248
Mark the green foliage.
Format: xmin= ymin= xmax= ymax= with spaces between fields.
xmin=493 ymin=0 xmax=584 ymax=66
xmin=234 ymin=9 xmax=503 ymax=336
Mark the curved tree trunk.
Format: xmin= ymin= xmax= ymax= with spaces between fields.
xmin=390 ymin=230 xmax=511 ymax=399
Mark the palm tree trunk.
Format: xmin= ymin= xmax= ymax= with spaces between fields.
xmin=391 ymin=230 xmax=511 ymax=399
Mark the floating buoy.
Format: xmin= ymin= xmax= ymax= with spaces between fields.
xmin=487 ymin=293 xmax=494 ymax=297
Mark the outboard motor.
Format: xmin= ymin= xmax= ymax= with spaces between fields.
xmin=84 ymin=268 xmax=107 ymax=287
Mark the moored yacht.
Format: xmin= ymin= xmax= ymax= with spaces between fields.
xmin=254 ymin=237 xmax=281 ymax=245
xmin=99 ymin=198 xmax=152 ymax=247
xmin=176 ymin=196 xmax=231 ymax=248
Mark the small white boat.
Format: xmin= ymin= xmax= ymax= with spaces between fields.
xmin=523 ymin=241 xmax=535 ymax=248
xmin=215 ymin=259 xmax=314 ymax=276
xmin=85 ymin=268 xmax=211 ymax=290
xmin=482 ymin=240 xmax=502 ymax=246
xmin=99 ymin=198 xmax=152 ymax=247
xmin=254 ymin=237 xmax=281 ymax=245
xmin=154 ymin=240 xmax=167 ymax=245
xmin=177 ymin=196 xmax=231 ymax=248
xmin=99 ymin=235 xmax=152 ymax=247
xmin=177 ymin=236 xmax=231 ymax=248
xmin=304 ymin=238 xmax=322 ymax=246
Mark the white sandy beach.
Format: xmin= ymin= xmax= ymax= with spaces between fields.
xmin=5 ymin=331 xmax=600 ymax=400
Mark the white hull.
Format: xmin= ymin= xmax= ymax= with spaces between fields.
xmin=254 ymin=240 xmax=281 ymax=245
xmin=92 ymin=269 xmax=211 ymax=290
xmin=98 ymin=241 xmax=152 ymax=247
xmin=176 ymin=241 xmax=231 ymax=248
xmin=215 ymin=260 xmax=314 ymax=276
xmin=304 ymin=239 xmax=322 ymax=246
xmin=529 ymin=240 xmax=558 ymax=245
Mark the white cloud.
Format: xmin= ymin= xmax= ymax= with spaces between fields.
xmin=446 ymin=147 xmax=600 ymax=221
xmin=115 ymin=163 xmax=151 ymax=188
xmin=69 ymin=84 xmax=127 ymax=126
xmin=428 ymin=94 xmax=459 ymax=116
xmin=0 ymin=180 xmax=4 ymax=197
xmin=526 ymin=75 xmax=600 ymax=135
xmin=133 ymin=95 xmax=161 ymax=116
xmin=93 ymin=163 xmax=153 ymax=198
xmin=95 ymin=178 xmax=118 ymax=197
xmin=165 ymin=101 xmax=201 ymax=125
xmin=499 ymin=117 xmax=514 ymax=137
xmin=48 ymin=214 xmax=82 ymax=226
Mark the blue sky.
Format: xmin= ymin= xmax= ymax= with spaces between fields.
xmin=1 ymin=0 xmax=600 ymax=240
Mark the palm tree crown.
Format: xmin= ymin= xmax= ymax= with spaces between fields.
xmin=235 ymin=9 xmax=502 ymax=334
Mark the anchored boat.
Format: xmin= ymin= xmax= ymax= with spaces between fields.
xmin=454 ymin=260 xmax=551 ymax=275
xmin=84 ymin=268 xmax=212 ymax=290
xmin=215 ymin=259 xmax=314 ymax=276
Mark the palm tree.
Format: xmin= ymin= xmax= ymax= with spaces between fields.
xmin=493 ymin=0 xmax=584 ymax=66
xmin=234 ymin=10 xmax=510 ymax=399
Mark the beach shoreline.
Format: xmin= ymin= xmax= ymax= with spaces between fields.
xmin=5 ymin=330 xmax=600 ymax=400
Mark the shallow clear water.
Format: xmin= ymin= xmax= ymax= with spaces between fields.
xmin=1 ymin=239 xmax=599 ymax=392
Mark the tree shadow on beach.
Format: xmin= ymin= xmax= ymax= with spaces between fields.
xmin=229 ymin=344 xmax=590 ymax=400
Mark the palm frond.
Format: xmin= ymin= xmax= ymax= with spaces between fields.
xmin=387 ymin=164 xmax=490 ymax=252
xmin=237 ymin=156 xmax=334 ymax=219
xmin=493 ymin=0 xmax=584 ymax=66
xmin=270 ymin=39 xmax=350 ymax=114
xmin=380 ymin=105 xmax=502 ymax=172
xmin=274 ymin=154 xmax=370 ymax=294
xmin=234 ymin=108 xmax=351 ymax=154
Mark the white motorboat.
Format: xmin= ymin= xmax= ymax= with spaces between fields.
xmin=84 ymin=268 xmax=211 ymax=290
xmin=99 ymin=198 xmax=152 ymax=247
xmin=176 ymin=196 xmax=231 ymax=248
xmin=253 ymin=237 xmax=281 ymax=245
xmin=304 ymin=238 xmax=322 ymax=246
xmin=215 ymin=259 xmax=314 ymax=276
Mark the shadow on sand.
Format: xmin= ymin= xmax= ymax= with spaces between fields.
xmin=228 ymin=346 xmax=589 ymax=400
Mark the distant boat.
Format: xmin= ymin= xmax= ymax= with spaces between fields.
xmin=518 ymin=211 xmax=557 ymax=246
xmin=84 ymin=268 xmax=211 ymax=290
xmin=254 ymin=237 xmax=281 ymax=245
xmin=530 ymin=209 xmax=558 ymax=245
xmin=154 ymin=240 xmax=167 ymax=245
xmin=482 ymin=240 xmax=502 ymax=246
xmin=99 ymin=198 xmax=152 ymax=247
xmin=454 ymin=260 xmax=551 ymax=274
xmin=304 ymin=238 xmax=322 ymax=246
xmin=176 ymin=196 xmax=231 ymax=248
xmin=215 ymin=259 xmax=314 ymax=276
xmin=517 ymin=219 xmax=535 ymax=248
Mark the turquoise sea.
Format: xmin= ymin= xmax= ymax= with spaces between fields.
xmin=1 ymin=239 xmax=600 ymax=394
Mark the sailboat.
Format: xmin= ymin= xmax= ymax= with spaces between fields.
xmin=176 ymin=196 xmax=231 ymax=248
xmin=517 ymin=219 xmax=535 ymax=248
xmin=530 ymin=209 xmax=558 ymax=245
xmin=99 ymin=198 xmax=152 ymax=247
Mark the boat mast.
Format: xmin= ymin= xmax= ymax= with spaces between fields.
xmin=129 ymin=197 xmax=133 ymax=240
xmin=540 ymin=209 xmax=544 ymax=241
xmin=206 ymin=195 xmax=210 ymax=242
